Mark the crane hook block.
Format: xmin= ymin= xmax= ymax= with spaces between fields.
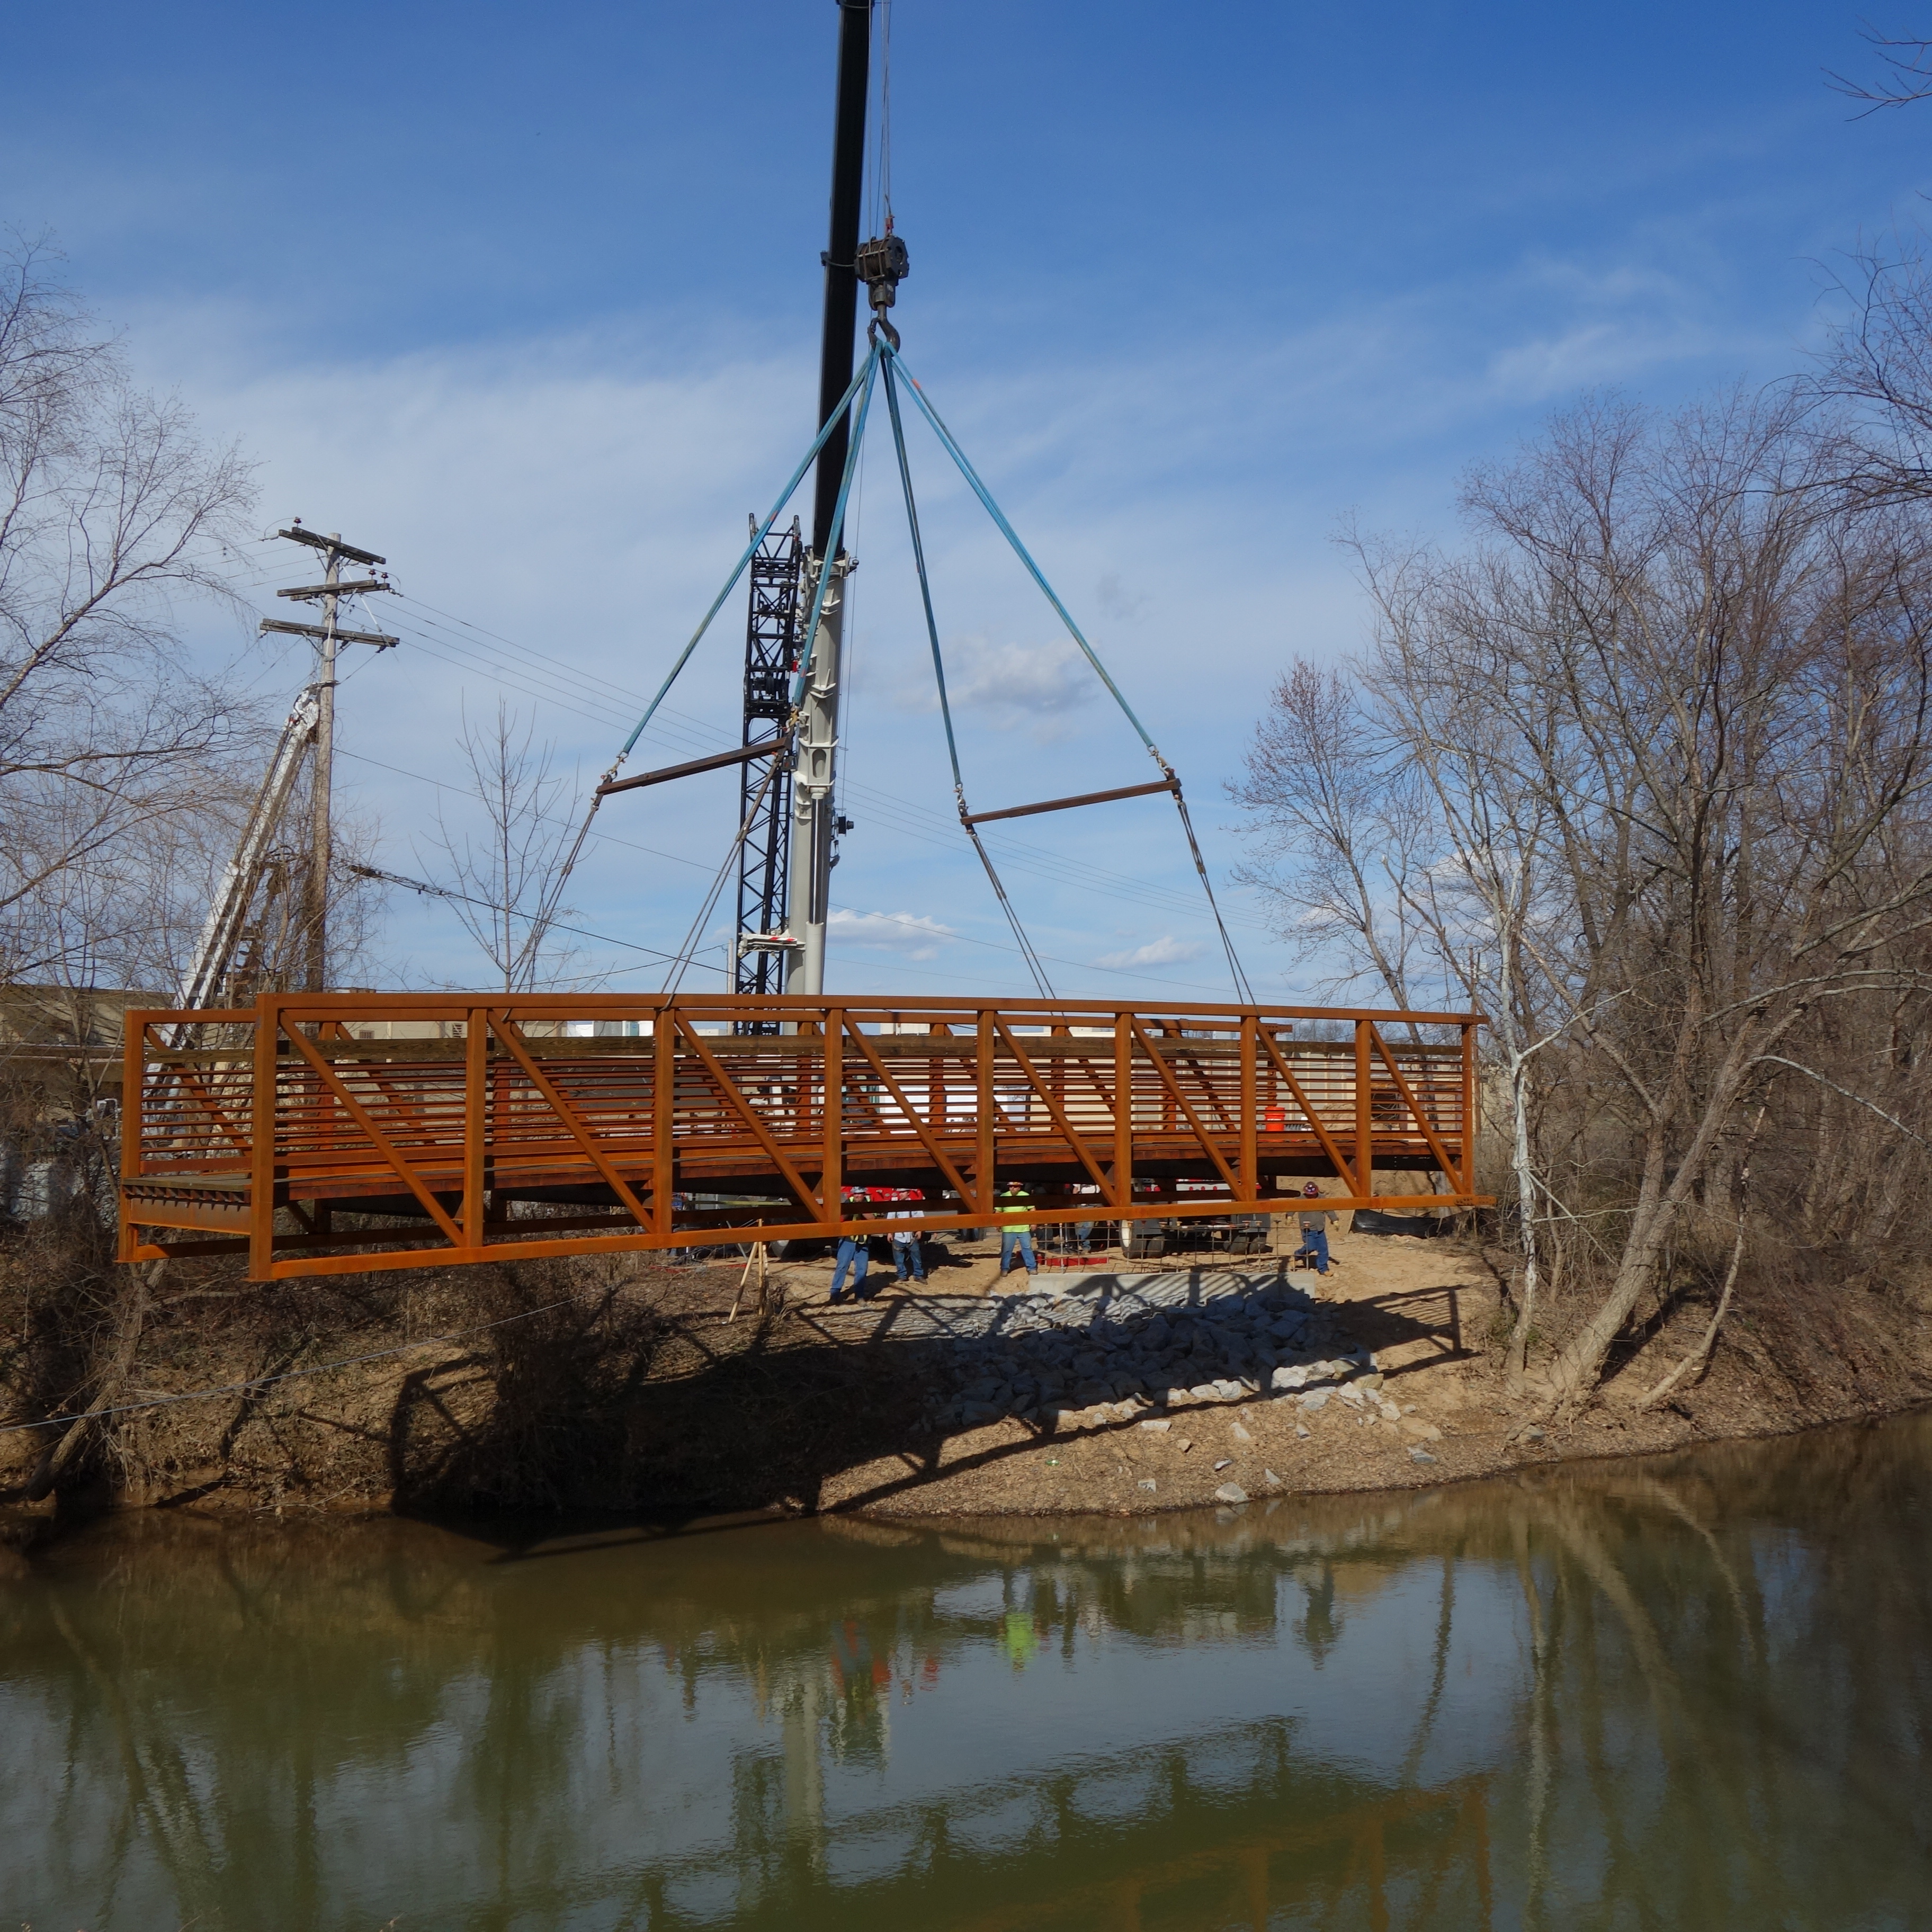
xmin=855 ymin=234 xmax=909 ymax=315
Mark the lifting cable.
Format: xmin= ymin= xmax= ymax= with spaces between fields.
xmin=788 ymin=352 xmax=880 ymax=712
xmin=661 ymin=347 xmax=882 ymax=993
xmin=544 ymin=316 xmax=1254 ymax=1008
xmin=884 ymin=342 xmax=1255 ymax=1002
xmin=660 ymin=752 xmax=786 ymax=995
xmin=538 ymin=344 xmax=884 ymax=935
xmin=880 ymin=353 xmax=1056 ymax=997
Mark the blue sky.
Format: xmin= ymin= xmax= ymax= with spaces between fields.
xmin=8 ymin=2 xmax=1927 ymax=1000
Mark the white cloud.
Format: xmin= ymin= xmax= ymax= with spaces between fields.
xmin=827 ymin=908 xmax=959 ymax=961
xmin=922 ymin=636 xmax=1100 ymax=740
xmin=1093 ymin=933 xmax=1206 ymax=970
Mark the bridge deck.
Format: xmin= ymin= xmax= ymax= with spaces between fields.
xmin=117 ymin=993 xmax=1487 ymax=1280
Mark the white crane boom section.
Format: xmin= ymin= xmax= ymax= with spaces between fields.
xmin=175 ymin=686 xmax=321 ymax=1014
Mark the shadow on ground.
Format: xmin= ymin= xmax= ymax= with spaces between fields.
xmin=383 ymin=1265 xmax=1477 ymax=1520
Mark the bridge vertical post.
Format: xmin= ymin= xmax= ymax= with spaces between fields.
xmin=822 ymin=1008 xmax=843 ymax=1230
xmin=117 ymin=1014 xmax=144 ymax=1262
xmin=463 ymin=1006 xmax=487 ymax=1251
xmin=1354 ymin=1018 xmax=1374 ymax=1201
xmin=1239 ymin=1013 xmax=1258 ymax=1202
xmin=653 ymin=1010 xmax=675 ymax=1236
xmin=977 ymin=1006 xmax=995 ymax=1212
xmin=1113 ymin=1012 xmax=1132 ymax=1209
xmin=1461 ymin=1020 xmax=1478 ymax=1195
xmin=249 ymin=998 xmax=279 ymax=1279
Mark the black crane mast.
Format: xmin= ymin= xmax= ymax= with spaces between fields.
xmin=733 ymin=0 xmax=875 ymax=1015
xmin=731 ymin=517 xmax=804 ymax=1010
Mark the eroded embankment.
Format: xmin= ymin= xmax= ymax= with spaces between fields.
xmin=3 ymin=1227 xmax=1929 ymax=1549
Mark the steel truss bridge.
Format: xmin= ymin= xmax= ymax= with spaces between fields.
xmin=117 ymin=994 xmax=1486 ymax=1282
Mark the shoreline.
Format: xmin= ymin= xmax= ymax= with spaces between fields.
xmin=6 ymin=1227 xmax=1928 ymax=1548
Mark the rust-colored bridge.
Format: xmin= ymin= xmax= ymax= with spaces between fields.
xmin=117 ymin=993 xmax=1487 ymax=1281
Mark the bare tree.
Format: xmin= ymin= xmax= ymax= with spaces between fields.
xmin=1228 ymin=657 xmax=1446 ymax=1011
xmin=1240 ymin=391 xmax=1932 ymax=1409
xmin=420 ymin=701 xmax=584 ymax=992
xmin=1827 ymin=30 xmax=1932 ymax=113
xmin=0 ymin=231 xmax=257 ymax=988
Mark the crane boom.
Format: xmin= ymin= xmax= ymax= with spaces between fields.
xmin=176 ymin=686 xmax=321 ymax=1014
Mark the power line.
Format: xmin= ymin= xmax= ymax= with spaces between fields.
xmin=339 ymin=749 xmax=1264 ymax=999
xmin=373 ymin=606 xmax=1272 ymax=933
xmin=377 ymin=589 xmax=1274 ymax=934
xmin=348 ymin=861 xmax=727 ymax=972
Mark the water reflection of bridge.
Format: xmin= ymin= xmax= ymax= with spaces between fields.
xmin=10 ymin=1423 xmax=1929 ymax=1929
xmin=646 ymin=1707 xmax=1492 ymax=1931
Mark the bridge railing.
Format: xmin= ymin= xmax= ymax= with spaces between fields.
xmin=119 ymin=992 xmax=1486 ymax=1280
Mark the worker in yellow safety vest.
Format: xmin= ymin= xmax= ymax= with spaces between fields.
xmin=997 ymin=1180 xmax=1038 ymax=1278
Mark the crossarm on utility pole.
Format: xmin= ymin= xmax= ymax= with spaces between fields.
xmin=259 ymin=619 xmax=398 ymax=648
xmin=276 ymin=580 xmax=389 ymax=600
xmin=276 ymin=526 xmax=384 ymax=566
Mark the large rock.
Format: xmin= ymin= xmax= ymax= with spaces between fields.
xmin=1213 ymin=1482 xmax=1250 ymax=1504
xmin=1299 ymin=1388 xmax=1330 ymax=1411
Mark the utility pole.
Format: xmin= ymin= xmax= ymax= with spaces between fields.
xmin=262 ymin=523 xmax=396 ymax=990
xmin=788 ymin=0 xmax=873 ymax=997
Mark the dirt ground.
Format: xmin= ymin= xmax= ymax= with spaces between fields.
xmin=5 ymin=1214 xmax=1928 ymax=1543
xmin=770 ymin=1222 xmax=1932 ymax=1517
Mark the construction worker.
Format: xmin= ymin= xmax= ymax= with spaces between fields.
xmin=829 ymin=1230 xmax=873 ymax=1304
xmin=1296 ymin=1182 xmax=1337 ymax=1276
xmin=997 ymin=1180 xmax=1038 ymax=1277
xmin=889 ymin=1206 xmax=926 ymax=1283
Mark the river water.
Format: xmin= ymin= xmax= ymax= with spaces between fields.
xmin=4 ymin=1412 xmax=1930 ymax=1930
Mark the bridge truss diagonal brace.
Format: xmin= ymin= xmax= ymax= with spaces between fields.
xmin=1365 ymin=1023 xmax=1465 ymax=1186
xmin=991 ymin=1017 xmax=1122 ymax=1205
xmin=840 ymin=1019 xmax=981 ymax=1212
xmin=1255 ymin=1028 xmax=1360 ymax=1186
xmin=487 ymin=1014 xmax=653 ymax=1231
xmin=672 ymin=1017 xmax=824 ymax=1221
xmin=170 ymin=1058 xmax=252 ymax=1156
xmin=280 ymin=1022 xmax=465 ymax=1247
xmin=1127 ymin=1017 xmax=1247 ymax=1200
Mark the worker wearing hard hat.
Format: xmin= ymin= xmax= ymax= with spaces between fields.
xmin=1296 ymin=1183 xmax=1337 ymax=1276
xmin=997 ymin=1181 xmax=1038 ymax=1278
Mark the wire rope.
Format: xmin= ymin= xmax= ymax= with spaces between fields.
xmin=339 ymin=746 xmax=1254 ymax=996
xmin=883 ymin=341 xmax=1255 ymax=1001
xmin=788 ymin=347 xmax=881 ymax=711
xmin=539 ymin=345 xmax=884 ymax=942
xmin=881 ymin=351 xmax=1054 ymax=996
xmin=337 ymin=585 xmax=1275 ymax=940
xmin=659 ymin=754 xmax=783 ymax=995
